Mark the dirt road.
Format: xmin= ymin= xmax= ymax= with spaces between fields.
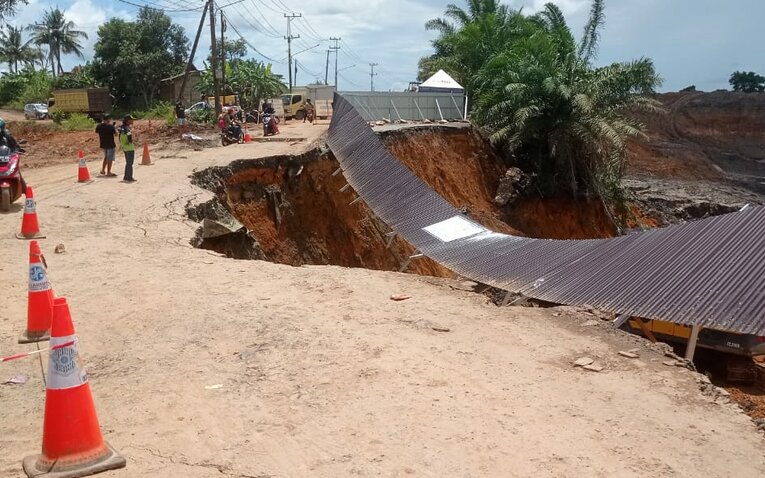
xmin=1 ymin=120 xmax=764 ymax=477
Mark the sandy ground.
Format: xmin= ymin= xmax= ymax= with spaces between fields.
xmin=1 ymin=120 xmax=764 ymax=477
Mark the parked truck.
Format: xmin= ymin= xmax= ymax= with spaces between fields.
xmin=282 ymin=85 xmax=335 ymax=120
xmin=48 ymin=88 xmax=111 ymax=118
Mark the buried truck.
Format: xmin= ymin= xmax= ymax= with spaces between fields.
xmin=621 ymin=317 xmax=765 ymax=382
xmin=282 ymin=85 xmax=335 ymax=120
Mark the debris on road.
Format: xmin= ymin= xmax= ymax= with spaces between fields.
xmin=573 ymin=357 xmax=594 ymax=367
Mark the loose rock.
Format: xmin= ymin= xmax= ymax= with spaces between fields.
xmin=618 ymin=351 xmax=639 ymax=359
xmin=54 ymin=243 xmax=66 ymax=254
xmin=583 ymin=364 xmax=604 ymax=372
xmin=574 ymin=357 xmax=594 ymax=367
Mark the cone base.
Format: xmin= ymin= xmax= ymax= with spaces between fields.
xmin=16 ymin=233 xmax=46 ymax=240
xmin=140 ymin=161 xmax=153 ymax=166
xmin=18 ymin=329 xmax=50 ymax=344
xmin=76 ymin=179 xmax=95 ymax=184
xmin=23 ymin=442 xmax=126 ymax=478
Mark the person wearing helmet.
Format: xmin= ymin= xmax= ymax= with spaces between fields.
xmin=0 ymin=118 xmax=25 ymax=194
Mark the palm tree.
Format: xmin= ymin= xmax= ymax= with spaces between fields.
xmin=422 ymin=1 xmax=530 ymax=93
xmin=27 ymin=8 xmax=88 ymax=76
xmin=473 ymin=0 xmax=662 ymax=201
xmin=0 ymin=25 xmax=37 ymax=73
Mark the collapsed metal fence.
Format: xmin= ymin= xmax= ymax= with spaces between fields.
xmin=327 ymin=93 xmax=765 ymax=335
xmin=339 ymin=92 xmax=466 ymax=122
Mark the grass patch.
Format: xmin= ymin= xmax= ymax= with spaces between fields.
xmin=59 ymin=113 xmax=96 ymax=131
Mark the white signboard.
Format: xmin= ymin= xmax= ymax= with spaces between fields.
xmin=423 ymin=215 xmax=486 ymax=243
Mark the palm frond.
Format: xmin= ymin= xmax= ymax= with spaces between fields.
xmin=578 ymin=0 xmax=605 ymax=64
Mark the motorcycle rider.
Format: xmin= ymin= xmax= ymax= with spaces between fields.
xmin=0 ymin=118 xmax=26 ymax=194
xmin=262 ymin=102 xmax=280 ymax=135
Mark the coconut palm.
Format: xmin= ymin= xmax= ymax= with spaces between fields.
xmin=473 ymin=1 xmax=662 ymax=201
xmin=27 ymin=8 xmax=87 ymax=76
xmin=422 ymin=1 xmax=531 ymax=92
xmin=0 ymin=25 xmax=37 ymax=73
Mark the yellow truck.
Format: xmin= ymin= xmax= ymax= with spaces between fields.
xmin=48 ymin=88 xmax=111 ymax=118
xmin=282 ymin=85 xmax=335 ymax=120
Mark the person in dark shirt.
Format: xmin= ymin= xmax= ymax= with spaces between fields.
xmin=175 ymin=101 xmax=187 ymax=138
xmin=95 ymin=114 xmax=117 ymax=176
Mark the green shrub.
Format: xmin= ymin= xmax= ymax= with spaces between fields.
xmin=50 ymin=109 xmax=67 ymax=124
xmin=190 ymin=107 xmax=214 ymax=124
xmin=60 ymin=113 xmax=96 ymax=131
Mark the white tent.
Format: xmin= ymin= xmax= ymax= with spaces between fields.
xmin=418 ymin=70 xmax=464 ymax=93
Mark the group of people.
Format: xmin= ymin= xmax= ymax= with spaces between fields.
xmin=95 ymin=114 xmax=137 ymax=182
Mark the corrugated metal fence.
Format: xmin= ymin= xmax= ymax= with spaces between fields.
xmin=327 ymin=93 xmax=765 ymax=335
xmin=339 ymin=92 xmax=466 ymax=122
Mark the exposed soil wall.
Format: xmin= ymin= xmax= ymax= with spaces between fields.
xmin=190 ymin=148 xmax=451 ymax=277
xmin=380 ymin=125 xmax=617 ymax=239
xmin=189 ymin=125 xmax=621 ymax=275
xmin=628 ymin=91 xmax=765 ymax=193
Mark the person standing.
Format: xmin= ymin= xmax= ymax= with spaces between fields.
xmin=303 ymin=99 xmax=315 ymax=124
xmin=175 ymin=101 xmax=187 ymax=139
xmin=119 ymin=115 xmax=137 ymax=183
xmin=95 ymin=114 xmax=117 ymax=177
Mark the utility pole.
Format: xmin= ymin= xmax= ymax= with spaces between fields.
xmin=324 ymin=50 xmax=331 ymax=85
xmin=220 ymin=11 xmax=226 ymax=98
xmin=369 ymin=63 xmax=378 ymax=92
xmin=284 ymin=13 xmax=301 ymax=92
xmin=329 ymin=37 xmax=341 ymax=88
xmin=177 ymin=0 xmax=210 ymax=104
xmin=209 ymin=0 xmax=221 ymax=115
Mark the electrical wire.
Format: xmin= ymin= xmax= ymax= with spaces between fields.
xmin=340 ymin=39 xmax=365 ymax=63
xmin=230 ymin=3 xmax=281 ymax=38
xmin=223 ymin=12 xmax=284 ymax=64
xmin=114 ymin=0 xmax=203 ymax=12
xmin=338 ymin=72 xmax=364 ymax=88
xmin=261 ymin=0 xmax=287 ymax=14
xmin=247 ymin=0 xmax=282 ymax=37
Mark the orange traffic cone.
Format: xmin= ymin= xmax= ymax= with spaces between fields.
xmin=244 ymin=123 xmax=251 ymax=143
xmin=19 ymin=240 xmax=54 ymax=344
xmin=141 ymin=143 xmax=152 ymax=165
xmin=77 ymin=151 xmax=93 ymax=183
xmin=16 ymin=185 xmax=45 ymax=239
xmin=23 ymin=297 xmax=126 ymax=478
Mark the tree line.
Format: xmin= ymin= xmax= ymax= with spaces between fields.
xmin=0 ymin=5 xmax=285 ymax=111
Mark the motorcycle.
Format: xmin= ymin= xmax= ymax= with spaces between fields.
xmin=263 ymin=113 xmax=276 ymax=136
xmin=0 ymin=143 xmax=25 ymax=213
xmin=220 ymin=125 xmax=244 ymax=146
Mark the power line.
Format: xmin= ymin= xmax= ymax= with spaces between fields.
xmin=247 ymin=0 xmax=282 ymax=37
xmin=114 ymin=0 xmax=203 ymax=12
xmin=230 ymin=3 xmax=280 ymax=38
xmin=223 ymin=12 xmax=283 ymax=63
xmin=338 ymin=72 xmax=363 ymax=89
xmin=340 ymin=39 xmax=365 ymax=63
xmin=261 ymin=0 xmax=286 ymax=14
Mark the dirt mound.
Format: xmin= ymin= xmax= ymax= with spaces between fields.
xmin=9 ymin=119 xmax=217 ymax=169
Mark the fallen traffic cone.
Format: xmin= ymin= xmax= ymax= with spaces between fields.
xmin=16 ymin=185 xmax=45 ymax=239
xmin=141 ymin=143 xmax=152 ymax=165
xmin=23 ymin=297 xmax=126 ymax=478
xmin=77 ymin=151 xmax=93 ymax=183
xmin=244 ymin=123 xmax=251 ymax=143
xmin=19 ymin=240 xmax=55 ymax=344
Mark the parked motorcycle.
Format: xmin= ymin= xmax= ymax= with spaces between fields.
xmin=0 ymin=143 xmax=25 ymax=212
xmin=220 ymin=126 xmax=244 ymax=146
xmin=263 ymin=113 xmax=276 ymax=136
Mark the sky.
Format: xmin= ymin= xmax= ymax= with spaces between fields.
xmin=5 ymin=0 xmax=765 ymax=93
